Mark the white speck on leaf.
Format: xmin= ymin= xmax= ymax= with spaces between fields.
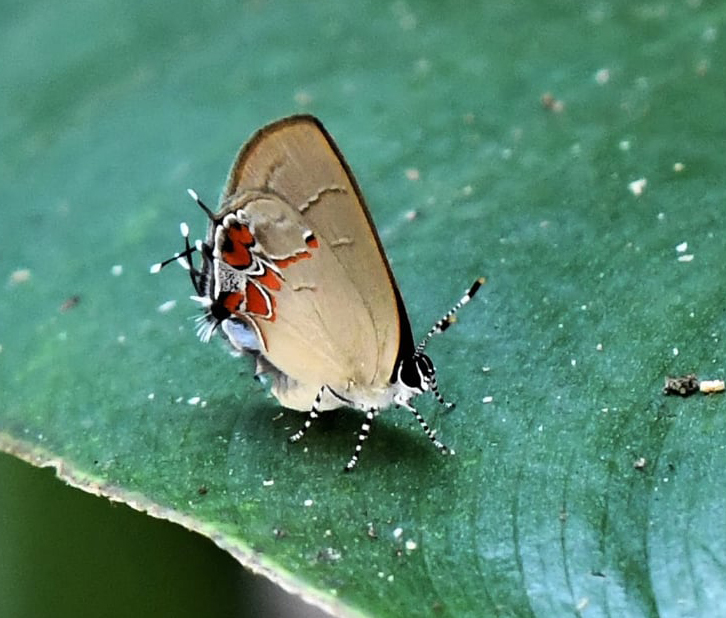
xmin=628 ymin=178 xmax=647 ymax=196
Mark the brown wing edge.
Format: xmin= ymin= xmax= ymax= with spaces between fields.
xmin=223 ymin=115 xmax=417 ymax=381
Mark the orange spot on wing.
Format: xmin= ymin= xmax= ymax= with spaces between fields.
xmin=256 ymin=267 xmax=281 ymax=291
xmin=222 ymin=224 xmax=255 ymax=269
xmin=222 ymin=291 xmax=244 ymax=314
xmin=306 ymin=237 xmax=319 ymax=249
xmin=229 ymin=223 xmax=254 ymax=245
xmin=245 ymin=282 xmax=273 ymax=318
xmin=275 ymin=257 xmax=294 ymax=269
xmin=275 ymin=251 xmax=312 ymax=269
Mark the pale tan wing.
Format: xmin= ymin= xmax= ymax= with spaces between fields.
xmin=223 ymin=116 xmax=410 ymax=392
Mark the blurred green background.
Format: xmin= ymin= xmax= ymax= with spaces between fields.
xmin=0 ymin=452 xmax=331 ymax=617
xmin=0 ymin=452 xmax=245 ymax=617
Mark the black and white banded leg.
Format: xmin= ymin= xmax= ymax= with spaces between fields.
xmin=344 ymin=408 xmax=376 ymax=473
xmin=288 ymin=385 xmax=329 ymax=443
xmin=401 ymin=401 xmax=455 ymax=456
xmin=428 ymin=372 xmax=455 ymax=409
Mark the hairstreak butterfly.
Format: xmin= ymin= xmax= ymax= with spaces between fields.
xmin=152 ymin=115 xmax=483 ymax=471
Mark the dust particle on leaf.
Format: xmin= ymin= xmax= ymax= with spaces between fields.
xmin=541 ymin=92 xmax=565 ymax=112
xmin=628 ymin=178 xmax=647 ymax=196
xmin=157 ymin=299 xmax=177 ymax=313
xmin=317 ymin=547 xmax=341 ymax=563
xmin=700 ymin=379 xmax=725 ymax=394
xmin=294 ymin=90 xmax=313 ymax=106
xmin=9 ymin=268 xmax=31 ymax=285
xmin=595 ymin=68 xmax=610 ymax=84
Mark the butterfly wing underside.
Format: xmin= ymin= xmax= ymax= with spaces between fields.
xmin=222 ymin=116 xmax=412 ymax=410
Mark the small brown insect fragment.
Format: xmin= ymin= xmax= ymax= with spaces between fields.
xmin=663 ymin=374 xmax=700 ymax=397
xmin=60 ymin=295 xmax=81 ymax=312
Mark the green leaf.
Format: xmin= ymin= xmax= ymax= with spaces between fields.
xmin=2 ymin=1 xmax=725 ymax=616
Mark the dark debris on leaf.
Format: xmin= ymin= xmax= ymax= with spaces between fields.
xmin=60 ymin=295 xmax=81 ymax=312
xmin=663 ymin=374 xmax=700 ymax=397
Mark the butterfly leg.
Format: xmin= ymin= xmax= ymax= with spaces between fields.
xmin=401 ymin=400 xmax=455 ymax=456
xmin=428 ymin=373 xmax=455 ymax=409
xmin=343 ymin=408 xmax=376 ymax=473
xmin=288 ymin=385 xmax=328 ymax=444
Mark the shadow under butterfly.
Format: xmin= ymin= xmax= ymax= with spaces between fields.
xmin=152 ymin=115 xmax=484 ymax=471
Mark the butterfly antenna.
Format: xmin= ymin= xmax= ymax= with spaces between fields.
xmin=416 ymin=277 xmax=485 ymax=354
xmin=187 ymin=188 xmax=216 ymax=221
xmin=151 ymin=188 xmax=216 ymax=291
xmin=150 ymin=223 xmax=206 ymax=297
xmin=149 ymin=222 xmax=198 ymax=273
